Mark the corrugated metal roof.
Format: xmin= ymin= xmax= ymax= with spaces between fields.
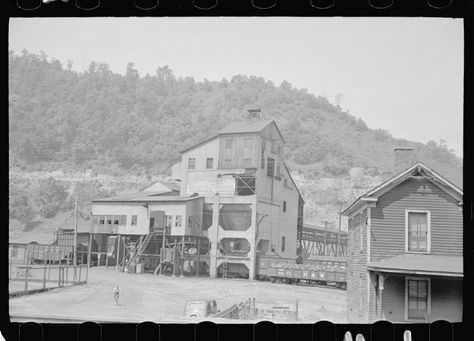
xmin=367 ymin=254 xmax=463 ymax=277
xmin=92 ymin=193 xmax=202 ymax=203
xmin=92 ymin=191 xmax=174 ymax=202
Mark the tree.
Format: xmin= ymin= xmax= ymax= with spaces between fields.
xmin=33 ymin=178 xmax=68 ymax=218
xmin=9 ymin=187 xmax=34 ymax=227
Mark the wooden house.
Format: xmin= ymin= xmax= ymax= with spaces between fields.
xmin=343 ymin=157 xmax=463 ymax=323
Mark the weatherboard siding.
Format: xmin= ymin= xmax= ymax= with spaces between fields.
xmin=380 ymin=276 xmax=462 ymax=322
xmin=347 ymin=209 xmax=369 ymax=322
xmin=370 ymin=178 xmax=463 ymax=262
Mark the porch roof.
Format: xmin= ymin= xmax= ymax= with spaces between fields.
xmin=367 ymin=254 xmax=463 ymax=277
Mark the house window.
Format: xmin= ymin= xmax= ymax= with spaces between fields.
xmin=175 ymin=215 xmax=182 ymax=227
xmin=113 ymin=216 xmax=120 ymax=225
xmin=99 ymin=215 xmax=105 ymax=225
xmin=406 ymin=211 xmax=430 ymax=252
xmin=283 ymin=201 xmax=287 ymax=212
xmin=267 ymin=157 xmax=275 ymax=177
xmin=225 ymin=138 xmax=233 ymax=149
xmin=131 ymin=215 xmax=137 ymax=226
xmin=406 ymin=278 xmax=430 ymax=320
xmin=188 ymin=158 xmax=196 ymax=170
xmin=281 ymin=237 xmax=286 ymax=252
xmin=261 ymin=149 xmax=265 ymax=169
xmin=206 ymin=157 xmax=214 ymax=169
xmin=106 ymin=216 xmax=112 ymax=225
xmin=93 ymin=215 xmax=99 ymax=224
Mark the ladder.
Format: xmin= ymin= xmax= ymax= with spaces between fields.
xmin=125 ymin=230 xmax=154 ymax=273
xmin=222 ymin=254 xmax=229 ymax=278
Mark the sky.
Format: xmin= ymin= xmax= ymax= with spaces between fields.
xmin=9 ymin=17 xmax=464 ymax=156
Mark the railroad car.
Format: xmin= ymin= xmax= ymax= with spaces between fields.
xmin=256 ymin=255 xmax=347 ymax=289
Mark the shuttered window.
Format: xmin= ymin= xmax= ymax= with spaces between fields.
xmin=407 ymin=279 xmax=429 ymax=320
xmin=407 ymin=212 xmax=429 ymax=252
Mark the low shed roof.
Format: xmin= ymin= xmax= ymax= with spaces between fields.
xmin=367 ymin=254 xmax=463 ymax=277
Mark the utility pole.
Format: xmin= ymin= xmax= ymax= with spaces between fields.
xmin=337 ymin=202 xmax=342 ymax=257
xmin=73 ymin=196 xmax=78 ymax=267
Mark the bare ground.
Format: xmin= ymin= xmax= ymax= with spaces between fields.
xmin=9 ymin=267 xmax=347 ymax=323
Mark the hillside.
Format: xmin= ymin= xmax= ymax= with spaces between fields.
xmin=8 ymin=51 xmax=463 ymax=241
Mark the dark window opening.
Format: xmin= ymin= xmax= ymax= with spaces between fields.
xmin=203 ymin=204 xmax=213 ymax=230
xmin=206 ymin=157 xmax=214 ymax=169
xmin=188 ymin=158 xmax=196 ymax=170
xmin=267 ymin=157 xmax=275 ymax=177
xmin=131 ymin=215 xmax=137 ymax=226
xmin=261 ymin=149 xmax=265 ymax=169
xmin=281 ymin=237 xmax=286 ymax=252
xmin=283 ymin=201 xmax=287 ymax=212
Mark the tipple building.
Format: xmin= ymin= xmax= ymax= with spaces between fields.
xmin=87 ymin=118 xmax=304 ymax=280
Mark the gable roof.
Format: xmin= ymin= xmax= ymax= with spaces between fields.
xmin=180 ymin=119 xmax=285 ymax=154
xmin=282 ymin=162 xmax=305 ymax=204
xmin=141 ymin=180 xmax=180 ymax=192
xmin=342 ymin=162 xmax=463 ymax=216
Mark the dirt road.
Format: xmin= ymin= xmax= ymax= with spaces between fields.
xmin=9 ymin=267 xmax=347 ymax=323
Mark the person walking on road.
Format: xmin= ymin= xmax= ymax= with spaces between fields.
xmin=112 ymin=285 xmax=120 ymax=305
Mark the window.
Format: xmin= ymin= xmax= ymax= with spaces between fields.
xmin=261 ymin=149 xmax=265 ymax=169
xmin=406 ymin=278 xmax=430 ymax=320
xmin=206 ymin=157 xmax=214 ymax=169
xmin=406 ymin=211 xmax=430 ymax=252
xmin=267 ymin=157 xmax=275 ymax=177
xmin=113 ymin=216 xmax=120 ymax=225
xmin=119 ymin=215 xmax=126 ymax=226
xmin=165 ymin=215 xmax=173 ymax=228
xmin=93 ymin=215 xmax=99 ymax=224
xmin=131 ymin=215 xmax=137 ymax=226
xmin=225 ymin=138 xmax=233 ymax=149
xmin=188 ymin=158 xmax=196 ymax=170
xmin=283 ymin=201 xmax=287 ymax=212
xmin=99 ymin=215 xmax=105 ymax=225
xmin=281 ymin=237 xmax=286 ymax=252
xmin=175 ymin=215 xmax=182 ymax=227
xmin=106 ymin=216 xmax=112 ymax=225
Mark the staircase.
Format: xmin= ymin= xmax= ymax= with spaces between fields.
xmin=125 ymin=230 xmax=154 ymax=273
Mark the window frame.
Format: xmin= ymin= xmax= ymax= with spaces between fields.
xmin=175 ymin=215 xmax=182 ymax=227
xmin=188 ymin=157 xmax=196 ymax=170
xmin=405 ymin=210 xmax=431 ymax=253
xmin=206 ymin=157 xmax=214 ymax=169
xmin=281 ymin=236 xmax=286 ymax=252
xmin=131 ymin=215 xmax=137 ymax=226
xmin=405 ymin=276 xmax=431 ymax=321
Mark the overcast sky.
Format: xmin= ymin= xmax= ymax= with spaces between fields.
xmin=9 ymin=17 xmax=464 ymax=156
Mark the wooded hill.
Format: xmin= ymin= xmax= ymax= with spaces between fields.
xmin=9 ymin=50 xmax=461 ymax=184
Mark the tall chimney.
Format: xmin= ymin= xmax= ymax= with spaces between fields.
xmin=394 ymin=147 xmax=415 ymax=173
